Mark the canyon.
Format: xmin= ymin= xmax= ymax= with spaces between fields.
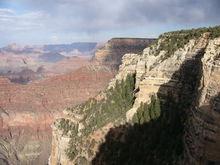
xmin=0 ymin=66 xmax=114 ymax=165
xmin=49 ymin=26 xmax=220 ymax=165
xmin=0 ymin=42 xmax=97 ymax=83
xmin=0 ymin=38 xmax=154 ymax=164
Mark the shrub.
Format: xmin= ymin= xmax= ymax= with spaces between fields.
xmin=154 ymin=26 xmax=220 ymax=59
xmin=64 ymin=74 xmax=136 ymax=160
xmin=132 ymin=95 xmax=161 ymax=124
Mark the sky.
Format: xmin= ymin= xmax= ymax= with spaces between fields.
xmin=0 ymin=0 xmax=220 ymax=47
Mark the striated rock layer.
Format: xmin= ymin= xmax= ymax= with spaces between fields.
xmin=92 ymin=38 xmax=155 ymax=70
xmin=0 ymin=64 xmax=114 ymax=165
xmin=49 ymin=26 xmax=220 ymax=165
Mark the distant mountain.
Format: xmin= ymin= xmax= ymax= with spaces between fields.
xmin=0 ymin=43 xmax=42 ymax=55
xmin=43 ymin=42 xmax=97 ymax=53
xmin=39 ymin=52 xmax=66 ymax=62
xmin=0 ymin=42 xmax=97 ymax=56
xmin=0 ymin=42 xmax=98 ymax=74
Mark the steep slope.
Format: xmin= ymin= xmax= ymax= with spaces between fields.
xmin=49 ymin=26 xmax=220 ymax=165
xmin=92 ymin=38 xmax=155 ymax=70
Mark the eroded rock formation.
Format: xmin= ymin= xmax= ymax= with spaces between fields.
xmin=49 ymin=27 xmax=220 ymax=165
xmin=93 ymin=38 xmax=155 ymax=70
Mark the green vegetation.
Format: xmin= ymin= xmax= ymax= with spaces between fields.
xmin=209 ymin=26 xmax=220 ymax=38
xmin=57 ymin=118 xmax=78 ymax=136
xmin=93 ymin=92 xmax=185 ymax=165
xmin=80 ymin=73 xmax=135 ymax=136
xmin=59 ymin=73 xmax=185 ymax=163
xmin=57 ymin=26 xmax=212 ymax=163
xmin=93 ymin=45 xmax=203 ymax=164
xmin=57 ymin=118 xmax=79 ymax=160
xmin=66 ymin=138 xmax=78 ymax=160
xmin=131 ymin=93 xmax=184 ymax=164
xmin=132 ymin=95 xmax=161 ymax=124
xmin=59 ymin=74 xmax=136 ymax=160
xmin=154 ymin=26 xmax=220 ymax=58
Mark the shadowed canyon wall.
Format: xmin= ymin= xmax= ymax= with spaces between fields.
xmin=49 ymin=27 xmax=220 ymax=165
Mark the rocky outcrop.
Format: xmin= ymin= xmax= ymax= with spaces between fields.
xmin=92 ymin=38 xmax=155 ymax=70
xmin=183 ymin=35 xmax=220 ymax=164
xmin=50 ymin=26 xmax=220 ymax=164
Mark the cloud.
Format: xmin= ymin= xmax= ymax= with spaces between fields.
xmin=0 ymin=0 xmax=219 ymax=46
xmin=0 ymin=8 xmax=15 ymax=15
xmin=18 ymin=0 xmax=220 ymax=28
xmin=51 ymin=35 xmax=59 ymax=43
xmin=118 ymin=0 xmax=220 ymax=24
xmin=0 ymin=8 xmax=47 ymax=31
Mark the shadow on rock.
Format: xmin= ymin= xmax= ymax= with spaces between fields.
xmin=92 ymin=49 xmax=205 ymax=165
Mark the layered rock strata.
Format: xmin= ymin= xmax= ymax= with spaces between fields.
xmin=93 ymin=38 xmax=155 ymax=70
xmin=50 ymin=27 xmax=220 ymax=164
xmin=0 ymin=65 xmax=114 ymax=165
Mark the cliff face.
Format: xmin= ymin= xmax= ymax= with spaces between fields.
xmin=92 ymin=38 xmax=155 ymax=70
xmin=50 ymin=27 xmax=220 ymax=165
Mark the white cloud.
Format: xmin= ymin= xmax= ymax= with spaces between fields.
xmin=0 ymin=8 xmax=15 ymax=15
xmin=0 ymin=8 xmax=47 ymax=31
xmin=51 ymin=35 xmax=59 ymax=43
